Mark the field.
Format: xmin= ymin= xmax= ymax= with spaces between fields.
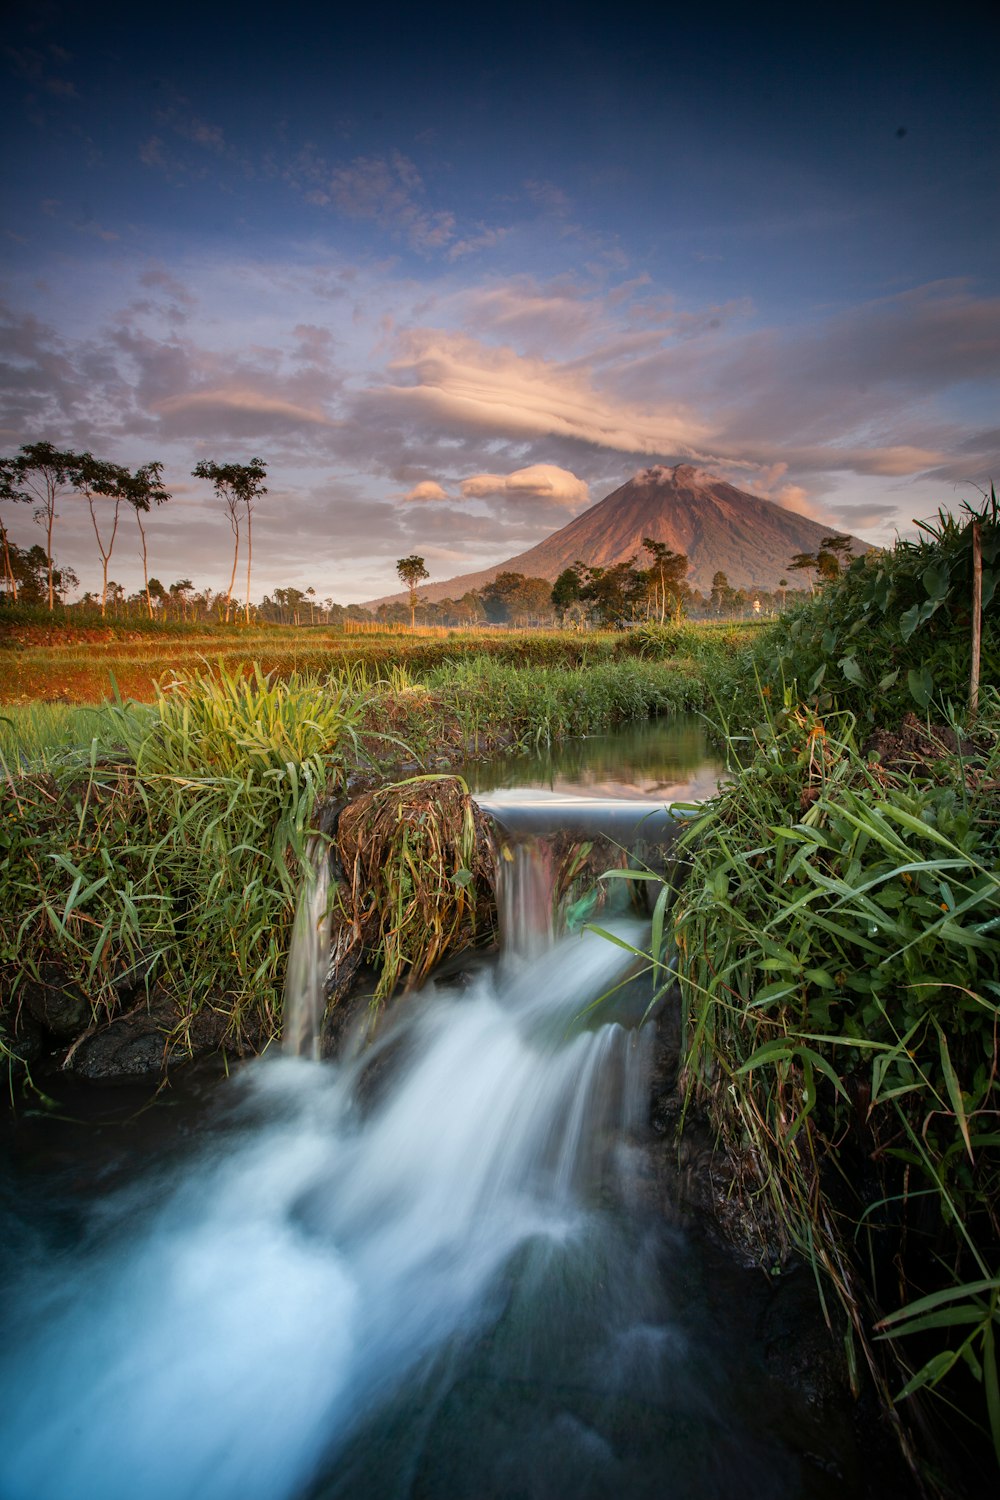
xmin=1 ymin=504 xmax=998 ymax=1499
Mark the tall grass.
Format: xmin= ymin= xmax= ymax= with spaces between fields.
xmin=655 ymin=692 xmax=1000 ymax=1489
xmin=1 ymin=662 xmax=366 ymax=1061
xmin=755 ymin=487 xmax=998 ymax=724
xmin=1 ymin=632 xmax=747 ymax=1069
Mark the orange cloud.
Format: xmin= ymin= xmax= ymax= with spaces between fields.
xmin=153 ymin=389 xmax=330 ymax=425
xmin=379 ymin=331 xmax=716 ymax=457
xmin=460 ymin=463 xmax=589 ymax=510
xmin=403 ymin=480 xmax=448 ymax=501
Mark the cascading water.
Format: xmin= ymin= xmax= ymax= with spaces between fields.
xmin=0 ymin=804 xmax=853 ymax=1500
xmin=282 ymin=835 xmax=332 ymax=1061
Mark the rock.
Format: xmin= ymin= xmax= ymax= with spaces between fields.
xmin=66 ymin=990 xmax=230 ymax=1083
xmin=23 ymin=963 xmax=92 ymax=1039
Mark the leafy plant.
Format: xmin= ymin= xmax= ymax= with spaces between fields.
xmin=663 ymin=695 xmax=1000 ymax=1487
xmin=758 ymin=488 xmax=998 ymax=724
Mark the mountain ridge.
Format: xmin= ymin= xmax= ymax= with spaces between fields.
xmin=366 ymin=464 xmax=869 ymax=606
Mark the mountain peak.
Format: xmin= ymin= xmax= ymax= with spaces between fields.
xmin=365 ymin=467 xmax=870 ymax=607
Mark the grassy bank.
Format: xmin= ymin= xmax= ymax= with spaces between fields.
xmin=0 ymin=617 xmax=758 ymax=707
xmin=0 ymin=628 xmax=749 ymax=1073
xmin=630 ymin=494 xmax=1000 ymax=1494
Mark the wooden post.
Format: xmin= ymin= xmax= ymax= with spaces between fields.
xmin=970 ymin=520 xmax=982 ymax=722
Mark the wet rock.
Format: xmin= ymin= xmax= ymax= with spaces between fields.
xmin=23 ymin=963 xmax=92 ymax=1039
xmin=1 ymin=1010 xmax=46 ymax=1068
xmin=66 ymin=991 xmax=229 ymax=1083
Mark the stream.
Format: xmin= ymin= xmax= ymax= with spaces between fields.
xmin=0 ymin=718 xmax=902 ymax=1499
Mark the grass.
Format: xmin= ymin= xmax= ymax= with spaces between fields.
xmin=0 ymin=626 xmax=752 ymax=1076
xmin=0 ymin=663 xmax=366 ymax=1065
xmin=0 ymin=619 xmax=763 ymax=706
xmin=623 ymin=687 xmax=1000 ymax=1492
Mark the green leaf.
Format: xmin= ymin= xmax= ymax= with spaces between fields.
xmin=922 ymin=560 xmax=950 ymax=600
xmin=839 ymin=655 xmax=864 ymax=684
xmin=907 ymin=664 xmax=934 ymax=709
xmin=896 ymin=1349 xmax=961 ymax=1400
xmin=936 ymin=1022 xmax=973 ymax=1162
xmin=877 ymin=1278 xmax=1000 ymax=1327
xmin=900 ymin=600 xmax=939 ymax=641
xmin=984 ymin=1322 xmax=1000 ymax=1466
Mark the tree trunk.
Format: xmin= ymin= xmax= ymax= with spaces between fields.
xmin=225 ymin=529 xmax=239 ymax=624
xmin=46 ymin=492 xmax=56 ymax=610
xmin=136 ymin=510 xmax=153 ymax=619
xmin=0 ymin=520 xmax=16 ymax=601
xmin=244 ymin=502 xmax=253 ymax=625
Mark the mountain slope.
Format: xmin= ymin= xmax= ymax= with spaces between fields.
xmin=368 ymin=465 xmax=869 ymax=605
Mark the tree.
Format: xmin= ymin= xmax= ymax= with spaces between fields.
xmin=123 ymin=463 xmax=171 ymax=619
xmin=169 ymin=577 xmax=194 ymax=621
xmin=642 ymin=538 xmax=689 ymax=623
xmin=480 ymin=571 xmax=527 ymax=624
xmin=505 ymin=575 xmax=554 ymax=625
xmin=147 ymin=577 xmax=168 ymax=614
xmin=9 ymin=442 xmax=78 ymax=609
xmin=396 ymin=554 xmax=429 ymax=627
xmin=579 ymin=559 xmax=645 ymax=626
xmin=820 ymin=534 xmax=854 ymax=569
xmin=551 ymin=565 xmax=583 ymax=621
xmin=69 ymin=453 xmax=129 ymax=617
xmin=192 ymin=458 xmax=267 ymax=623
xmin=0 ymin=458 xmax=28 ymax=601
xmin=3 ymin=540 xmax=77 ymax=604
xmin=710 ymin=570 xmax=730 ymax=614
xmin=788 ymin=552 xmax=818 ymax=595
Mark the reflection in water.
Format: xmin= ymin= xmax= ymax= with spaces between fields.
xmin=463 ymin=714 xmax=724 ymax=804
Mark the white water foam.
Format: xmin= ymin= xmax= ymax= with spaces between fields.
xmin=0 ymin=921 xmax=669 ymax=1500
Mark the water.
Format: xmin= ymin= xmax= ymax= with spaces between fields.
xmin=0 ymin=927 xmax=694 ymax=1500
xmin=0 ymin=724 xmax=895 ymax=1499
xmin=283 ymin=835 xmax=333 ymax=1061
xmin=463 ymin=713 xmax=724 ymax=805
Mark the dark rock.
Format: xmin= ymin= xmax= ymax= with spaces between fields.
xmin=23 ymin=963 xmax=92 ymax=1039
xmin=1 ymin=1010 xmax=46 ymax=1067
xmin=66 ymin=990 xmax=230 ymax=1083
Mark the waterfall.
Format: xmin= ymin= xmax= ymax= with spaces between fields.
xmin=282 ymin=836 xmax=331 ymax=1060
xmin=494 ymin=835 xmax=556 ymax=962
xmin=0 ymin=813 xmax=808 ymax=1500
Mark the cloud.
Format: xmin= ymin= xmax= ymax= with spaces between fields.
xmin=139 ymin=265 xmax=196 ymax=307
xmin=403 ymin=480 xmax=448 ymax=501
xmin=771 ymin=484 xmax=823 ymax=520
xmin=453 ymin=280 xmax=602 ymax=350
xmin=833 ymin=502 xmax=902 ymax=529
xmin=460 ymin=463 xmax=589 ymax=511
xmin=369 ymin=329 xmax=716 ymax=458
xmin=152 ymin=389 xmax=331 ymax=427
xmin=446 ymin=227 xmax=509 ymax=261
xmin=524 ymin=180 xmax=571 ymax=216
xmin=295 ymin=150 xmax=457 ymax=253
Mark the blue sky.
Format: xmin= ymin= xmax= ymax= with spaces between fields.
xmin=2 ymin=1 xmax=998 ymax=603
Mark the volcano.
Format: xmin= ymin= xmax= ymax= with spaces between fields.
xmin=368 ymin=465 xmax=870 ymax=605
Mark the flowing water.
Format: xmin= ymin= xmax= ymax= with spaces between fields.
xmin=0 ymin=722 xmax=897 ymax=1499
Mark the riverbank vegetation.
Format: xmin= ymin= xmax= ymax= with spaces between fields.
xmin=0 ymin=632 xmax=745 ymax=1074
xmin=1 ymin=488 xmax=995 ymax=1493
xmin=653 ymin=490 xmax=999 ymax=1493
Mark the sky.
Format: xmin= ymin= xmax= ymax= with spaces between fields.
xmin=2 ymin=1 xmax=998 ymax=605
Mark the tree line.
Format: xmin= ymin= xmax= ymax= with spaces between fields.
xmin=1 ymin=439 xmax=856 ymax=628
xmin=384 ymin=538 xmax=831 ymax=630
xmin=0 ymin=442 xmax=266 ymax=620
